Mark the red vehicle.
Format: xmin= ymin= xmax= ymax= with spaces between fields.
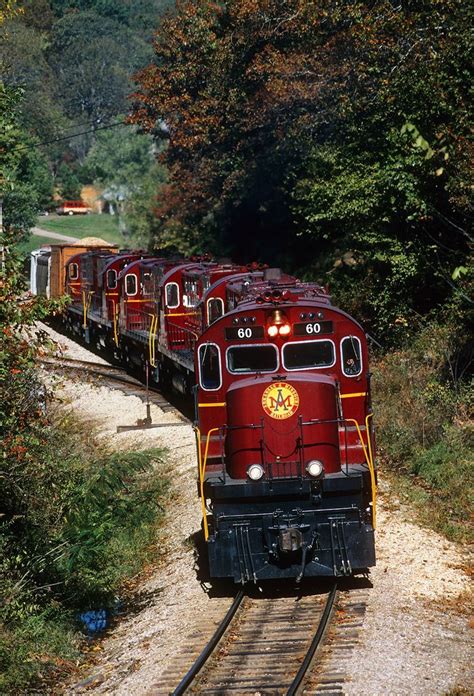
xmin=56 ymin=200 xmax=91 ymax=215
xmin=33 ymin=247 xmax=377 ymax=582
xmin=195 ymin=281 xmax=376 ymax=582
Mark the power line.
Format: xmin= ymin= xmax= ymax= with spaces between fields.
xmin=13 ymin=120 xmax=130 ymax=153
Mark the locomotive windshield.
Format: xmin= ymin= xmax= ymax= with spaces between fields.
xmin=227 ymin=345 xmax=278 ymax=373
xmin=282 ymin=340 xmax=335 ymax=370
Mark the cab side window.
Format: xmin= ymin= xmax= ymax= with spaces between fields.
xmin=69 ymin=263 xmax=79 ymax=280
xmin=125 ymin=274 xmax=137 ymax=296
xmin=341 ymin=336 xmax=362 ymax=376
xmin=207 ymin=298 xmax=224 ymax=325
xmin=107 ymin=269 xmax=117 ymax=289
xmin=198 ymin=343 xmax=222 ymax=390
xmin=165 ymin=282 xmax=179 ymax=308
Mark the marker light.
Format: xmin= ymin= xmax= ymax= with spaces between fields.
xmin=247 ymin=464 xmax=264 ymax=481
xmin=306 ymin=460 xmax=324 ymax=477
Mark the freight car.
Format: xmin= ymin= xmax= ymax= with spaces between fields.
xmin=31 ymin=245 xmax=376 ymax=582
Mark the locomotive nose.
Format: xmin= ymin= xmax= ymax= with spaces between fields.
xmin=225 ymin=373 xmax=341 ymax=480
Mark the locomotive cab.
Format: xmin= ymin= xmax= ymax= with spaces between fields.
xmin=195 ymin=292 xmax=376 ymax=583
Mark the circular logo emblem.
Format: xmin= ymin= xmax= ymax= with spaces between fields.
xmin=262 ymin=382 xmax=299 ymax=420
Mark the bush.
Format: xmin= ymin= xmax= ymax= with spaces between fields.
xmin=0 ymin=400 xmax=168 ymax=694
xmin=0 ymin=611 xmax=80 ymax=695
xmin=372 ymin=321 xmax=473 ymax=542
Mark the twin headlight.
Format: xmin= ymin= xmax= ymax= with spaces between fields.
xmin=246 ymin=460 xmax=324 ymax=480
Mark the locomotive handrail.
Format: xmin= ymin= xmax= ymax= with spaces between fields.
xmin=196 ymin=426 xmax=221 ymax=541
xmin=346 ymin=416 xmax=376 ymax=528
xmin=148 ymin=314 xmax=158 ymax=367
xmin=120 ymin=303 xmax=155 ymax=334
xmin=82 ymin=290 xmax=93 ymax=329
xmin=365 ymin=412 xmax=376 ymax=528
xmin=166 ymin=320 xmax=199 ymax=352
xmin=201 ymin=417 xmax=376 ymax=518
xmin=113 ymin=301 xmax=119 ymax=347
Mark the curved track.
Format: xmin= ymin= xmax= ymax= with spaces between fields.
xmin=39 ymin=355 xmax=190 ymax=417
xmin=171 ymin=584 xmax=338 ymax=695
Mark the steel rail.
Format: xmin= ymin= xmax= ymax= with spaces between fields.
xmin=286 ymin=583 xmax=338 ymax=696
xmin=171 ymin=590 xmax=245 ymax=696
xmin=40 ymin=355 xmax=191 ymax=420
xmin=39 ymin=355 xmax=124 ymax=371
xmin=40 ymin=357 xmax=152 ymax=389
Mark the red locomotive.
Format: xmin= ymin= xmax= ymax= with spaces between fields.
xmin=32 ymin=247 xmax=376 ymax=582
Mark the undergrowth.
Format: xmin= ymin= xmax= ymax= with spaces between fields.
xmin=0 ymin=393 xmax=169 ymax=695
xmin=372 ymin=321 xmax=473 ymax=543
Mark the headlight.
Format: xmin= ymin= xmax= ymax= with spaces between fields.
xmin=306 ymin=460 xmax=324 ymax=477
xmin=247 ymin=464 xmax=264 ymax=481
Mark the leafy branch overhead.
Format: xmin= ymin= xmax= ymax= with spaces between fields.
xmin=131 ymin=0 xmax=472 ymax=339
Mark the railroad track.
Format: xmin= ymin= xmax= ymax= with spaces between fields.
xmin=167 ymin=584 xmax=338 ymax=695
xmin=39 ymin=355 xmax=187 ymax=417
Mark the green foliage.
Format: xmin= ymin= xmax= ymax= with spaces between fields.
xmin=56 ymin=162 xmax=82 ymax=200
xmin=55 ymin=445 xmax=167 ymax=606
xmin=48 ymin=11 xmax=150 ymax=125
xmin=125 ymin=162 xmax=168 ymax=247
xmin=49 ymin=0 xmax=174 ymax=28
xmin=0 ymin=84 xmax=54 ymax=227
xmin=373 ymin=322 xmax=473 ymax=542
xmin=1 ymin=410 xmax=167 ymax=611
xmin=0 ymin=16 xmax=64 ymax=141
xmin=0 ymin=409 xmax=168 ymax=693
xmin=132 ymin=0 xmax=472 ymax=341
xmin=0 ymin=609 xmax=80 ymax=694
xmin=0 ymin=81 xmax=170 ymax=694
xmin=83 ymin=124 xmax=155 ymax=186
xmin=1 ymin=0 xmax=174 ymax=188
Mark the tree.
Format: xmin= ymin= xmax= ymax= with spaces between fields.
xmin=0 ymin=84 xmax=54 ymax=230
xmin=83 ymin=123 xmax=155 ymax=186
xmin=131 ymin=0 xmax=472 ymax=338
xmin=0 ymin=16 xmax=67 ymax=141
xmin=48 ymin=11 xmax=151 ymax=122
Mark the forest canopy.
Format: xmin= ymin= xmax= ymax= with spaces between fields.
xmin=0 ymin=0 xmax=174 ymax=195
xmin=131 ymin=0 xmax=472 ymax=339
